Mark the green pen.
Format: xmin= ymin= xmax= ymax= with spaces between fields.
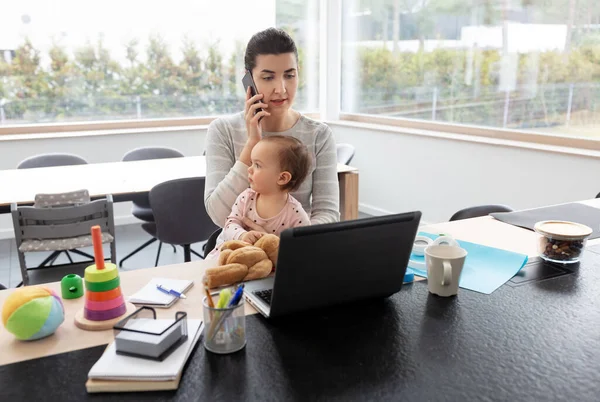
xmin=208 ymin=288 xmax=233 ymax=341
xmin=217 ymin=288 xmax=232 ymax=309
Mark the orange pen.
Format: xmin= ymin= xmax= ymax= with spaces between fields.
xmin=205 ymin=287 xmax=215 ymax=308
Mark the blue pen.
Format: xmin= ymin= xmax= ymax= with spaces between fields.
xmin=156 ymin=284 xmax=187 ymax=299
xmin=227 ymin=284 xmax=245 ymax=307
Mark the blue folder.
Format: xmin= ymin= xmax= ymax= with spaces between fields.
xmin=407 ymin=232 xmax=529 ymax=294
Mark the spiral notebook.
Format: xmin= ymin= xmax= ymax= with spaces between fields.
xmin=128 ymin=278 xmax=194 ymax=308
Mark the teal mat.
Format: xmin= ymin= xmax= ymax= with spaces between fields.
xmin=407 ymin=232 xmax=529 ymax=294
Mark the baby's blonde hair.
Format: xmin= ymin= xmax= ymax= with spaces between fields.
xmin=261 ymin=135 xmax=310 ymax=192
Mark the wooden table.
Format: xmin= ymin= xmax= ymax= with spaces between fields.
xmin=0 ymin=156 xmax=360 ymax=220
xmin=1 ymin=199 xmax=590 ymax=367
xmin=3 ymin=201 xmax=600 ymax=400
xmin=0 ymin=259 xmax=246 ymax=366
xmin=4 ymin=198 xmax=599 ymax=367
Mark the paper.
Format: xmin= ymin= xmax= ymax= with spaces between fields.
xmin=409 ymin=232 xmax=529 ymax=294
xmin=128 ymin=278 xmax=193 ymax=306
xmin=88 ymin=319 xmax=203 ymax=381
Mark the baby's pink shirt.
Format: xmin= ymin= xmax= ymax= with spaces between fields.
xmin=207 ymin=188 xmax=310 ymax=259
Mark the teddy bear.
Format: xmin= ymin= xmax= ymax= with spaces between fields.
xmin=203 ymin=234 xmax=280 ymax=289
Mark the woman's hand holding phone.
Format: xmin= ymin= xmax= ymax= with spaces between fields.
xmin=244 ymin=87 xmax=270 ymax=144
xmin=240 ymin=87 xmax=271 ymax=166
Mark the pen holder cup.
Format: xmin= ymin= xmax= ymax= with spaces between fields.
xmin=203 ymin=296 xmax=246 ymax=354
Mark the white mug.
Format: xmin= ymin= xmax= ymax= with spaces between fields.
xmin=425 ymin=245 xmax=468 ymax=297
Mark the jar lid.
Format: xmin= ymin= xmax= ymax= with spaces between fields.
xmin=534 ymin=220 xmax=593 ymax=240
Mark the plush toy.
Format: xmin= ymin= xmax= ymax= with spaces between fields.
xmin=203 ymin=234 xmax=280 ymax=288
xmin=2 ymin=286 xmax=65 ymax=341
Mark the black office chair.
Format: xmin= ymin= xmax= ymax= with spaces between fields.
xmin=0 ymin=283 xmax=6 ymax=290
xmin=16 ymin=153 xmax=92 ymax=266
xmin=149 ymin=177 xmax=218 ymax=265
xmin=119 ymin=147 xmax=184 ymax=267
xmin=203 ymin=228 xmax=223 ymax=258
xmin=336 ymin=143 xmax=355 ymax=165
xmin=449 ymin=205 xmax=514 ymax=221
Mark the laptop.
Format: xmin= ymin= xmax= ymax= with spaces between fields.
xmin=244 ymin=211 xmax=421 ymax=318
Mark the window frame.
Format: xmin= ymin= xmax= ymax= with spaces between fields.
xmin=338 ymin=113 xmax=600 ymax=152
xmin=0 ymin=0 xmax=597 ymax=153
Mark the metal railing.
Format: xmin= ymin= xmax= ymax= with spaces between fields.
xmin=1 ymin=84 xmax=598 ymax=133
xmin=0 ymin=93 xmax=311 ymax=125
xmin=355 ymin=83 xmax=600 ymax=131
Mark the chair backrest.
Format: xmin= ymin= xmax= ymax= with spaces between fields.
xmin=17 ymin=153 xmax=88 ymax=169
xmin=149 ymin=177 xmax=218 ymax=245
xmin=122 ymin=147 xmax=184 ymax=162
xmin=12 ymin=196 xmax=115 ymax=242
xmin=449 ymin=204 xmax=514 ymax=222
xmin=204 ymin=228 xmax=223 ymax=258
xmin=122 ymin=147 xmax=185 ymax=209
xmin=336 ymin=143 xmax=355 ymax=165
xmin=34 ymin=189 xmax=90 ymax=208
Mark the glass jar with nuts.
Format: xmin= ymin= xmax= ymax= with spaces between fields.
xmin=534 ymin=221 xmax=593 ymax=264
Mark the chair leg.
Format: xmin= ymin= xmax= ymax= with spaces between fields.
xmin=37 ymin=251 xmax=61 ymax=268
xmin=17 ymin=250 xmax=29 ymax=287
xmin=64 ymin=250 xmax=74 ymax=264
xmin=184 ymin=245 xmax=191 ymax=263
xmin=155 ymin=242 xmax=163 ymax=267
xmin=47 ymin=251 xmax=62 ymax=267
xmin=120 ymin=238 xmax=157 ymax=267
xmin=190 ymin=248 xmax=204 ymax=260
xmin=70 ymin=249 xmax=94 ymax=260
xmin=110 ymin=238 xmax=117 ymax=265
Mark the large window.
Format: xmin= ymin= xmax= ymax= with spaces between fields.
xmin=0 ymin=0 xmax=319 ymax=125
xmin=341 ymin=0 xmax=600 ymax=137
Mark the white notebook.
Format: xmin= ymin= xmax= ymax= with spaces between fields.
xmin=128 ymin=278 xmax=194 ymax=308
xmin=88 ymin=319 xmax=203 ymax=381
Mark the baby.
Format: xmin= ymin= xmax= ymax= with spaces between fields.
xmin=207 ymin=135 xmax=311 ymax=259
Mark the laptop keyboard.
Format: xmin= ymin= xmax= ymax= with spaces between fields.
xmin=253 ymin=289 xmax=272 ymax=306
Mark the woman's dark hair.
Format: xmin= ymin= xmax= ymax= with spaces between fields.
xmin=261 ymin=135 xmax=310 ymax=193
xmin=244 ymin=28 xmax=298 ymax=72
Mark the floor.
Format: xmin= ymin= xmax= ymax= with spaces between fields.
xmin=0 ymin=212 xmax=372 ymax=288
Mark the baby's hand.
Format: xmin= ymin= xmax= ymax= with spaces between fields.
xmin=240 ymin=230 xmax=265 ymax=245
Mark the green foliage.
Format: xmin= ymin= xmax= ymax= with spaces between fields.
xmin=180 ymin=36 xmax=204 ymax=95
xmin=0 ymin=33 xmax=598 ymax=126
xmin=205 ymin=42 xmax=223 ymax=92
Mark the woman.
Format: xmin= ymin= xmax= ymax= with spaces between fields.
xmin=204 ymin=28 xmax=339 ymax=229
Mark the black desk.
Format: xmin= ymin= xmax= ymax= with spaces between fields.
xmin=2 ymin=248 xmax=600 ymax=401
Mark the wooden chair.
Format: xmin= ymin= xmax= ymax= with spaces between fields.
xmin=12 ymin=193 xmax=116 ymax=286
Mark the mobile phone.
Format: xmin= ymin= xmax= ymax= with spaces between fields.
xmin=242 ymin=71 xmax=263 ymax=116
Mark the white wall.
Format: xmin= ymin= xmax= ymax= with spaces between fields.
xmin=0 ymin=128 xmax=207 ymax=238
xmin=330 ymin=122 xmax=600 ymax=224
